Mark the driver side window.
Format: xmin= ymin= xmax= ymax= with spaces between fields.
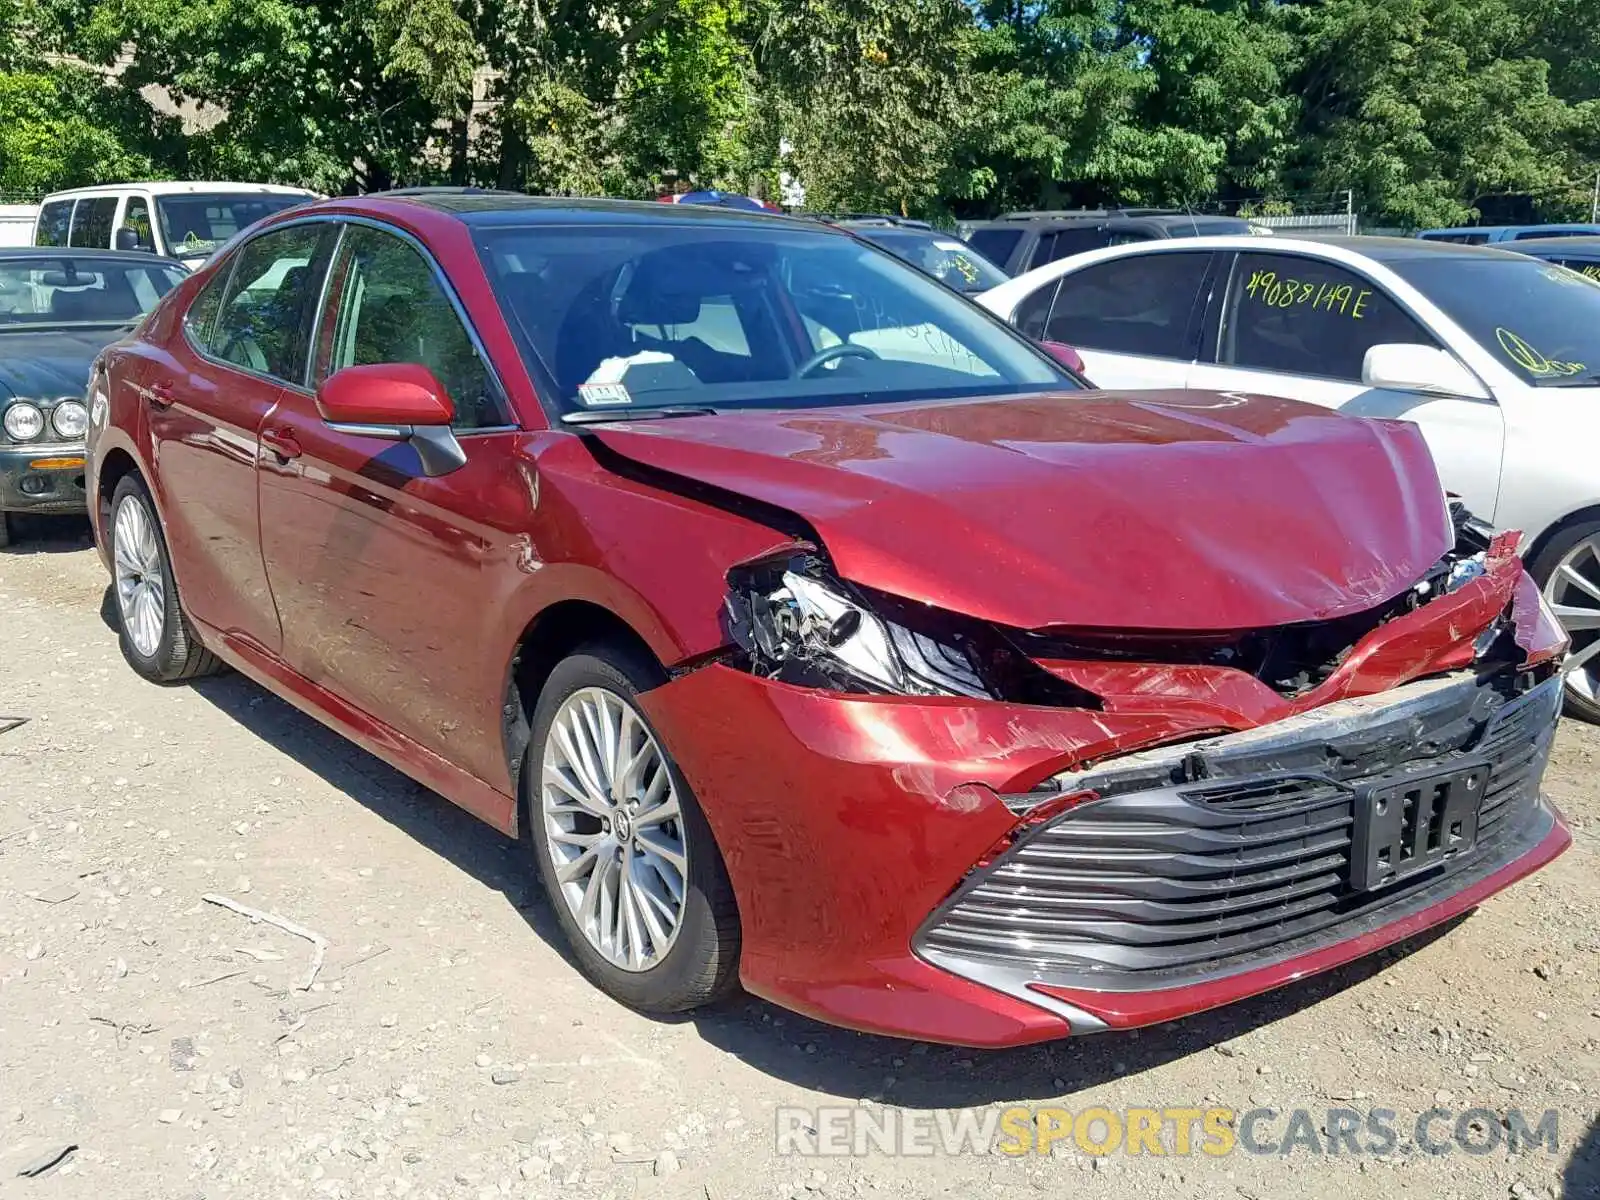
xmin=209 ymin=224 xmax=330 ymax=383
xmin=319 ymin=226 xmax=507 ymax=430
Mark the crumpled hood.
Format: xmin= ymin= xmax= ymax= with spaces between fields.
xmin=0 ymin=327 xmax=122 ymax=400
xmin=588 ymin=389 xmax=1453 ymax=632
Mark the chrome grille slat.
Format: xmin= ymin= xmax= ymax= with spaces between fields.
xmin=1009 ymin=827 xmax=1351 ymax=877
xmin=964 ymin=864 xmax=1345 ymax=924
xmin=988 ymin=848 xmax=1348 ymax=899
xmin=916 ymin=675 xmax=1562 ymax=984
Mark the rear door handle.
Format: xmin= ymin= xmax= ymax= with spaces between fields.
xmin=261 ymin=426 xmax=302 ymax=461
xmin=146 ymin=381 xmax=175 ymax=408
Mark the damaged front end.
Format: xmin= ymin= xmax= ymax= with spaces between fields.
xmin=686 ymin=502 xmax=1570 ymax=1039
xmin=722 ymin=500 xmax=1564 ymax=718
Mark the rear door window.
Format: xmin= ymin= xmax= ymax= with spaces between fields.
xmin=1221 ymin=252 xmax=1436 ymax=381
xmin=1045 ymin=251 xmax=1213 ymax=358
xmin=1032 ymin=226 xmax=1110 ymax=269
xmin=69 ymin=197 xmax=118 ymax=248
xmin=965 ymin=228 xmax=1023 ymax=271
xmin=36 ymin=201 xmax=74 ymax=247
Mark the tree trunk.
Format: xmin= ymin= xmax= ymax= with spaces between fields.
xmin=497 ymin=112 xmax=525 ymax=191
xmin=449 ymin=110 xmax=471 ymax=185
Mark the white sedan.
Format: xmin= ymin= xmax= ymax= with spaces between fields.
xmin=978 ymin=234 xmax=1600 ymax=719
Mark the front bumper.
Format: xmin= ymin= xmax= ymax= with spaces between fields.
xmin=0 ymin=442 xmax=88 ymax=515
xmin=641 ymin=667 xmax=1567 ymax=1048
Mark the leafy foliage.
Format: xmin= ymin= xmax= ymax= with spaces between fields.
xmin=0 ymin=0 xmax=1595 ymax=226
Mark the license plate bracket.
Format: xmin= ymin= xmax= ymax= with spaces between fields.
xmin=1350 ymin=759 xmax=1488 ymax=892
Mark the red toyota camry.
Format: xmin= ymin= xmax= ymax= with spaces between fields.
xmin=85 ymin=191 xmax=1570 ymax=1047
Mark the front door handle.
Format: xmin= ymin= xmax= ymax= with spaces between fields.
xmin=261 ymin=426 xmax=302 ymax=462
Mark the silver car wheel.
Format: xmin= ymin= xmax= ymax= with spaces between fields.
xmin=113 ymin=495 xmax=165 ymax=659
xmin=540 ymin=687 xmax=688 ymax=972
xmin=1544 ymin=533 xmax=1600 ymax=704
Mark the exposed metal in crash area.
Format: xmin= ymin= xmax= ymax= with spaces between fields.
xmin=716 ymin=500 xmax=1572 ymax=1015
xmin=722 ymin=500 xmax=1564 ymax=738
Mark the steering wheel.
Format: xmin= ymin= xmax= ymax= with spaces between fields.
xmin=794 ymin=342 xmax=880 ymax=378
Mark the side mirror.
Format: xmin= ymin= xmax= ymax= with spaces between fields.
xmin=1039 ymin=339 xmax=1087 ymax=376
xmin=1362 ymin=343 xmax=1490 ymax=400
xmin=114 ymin=227 xmax=143 ymax=252
xmin=316 ymin=363 xmax=466 ymax=477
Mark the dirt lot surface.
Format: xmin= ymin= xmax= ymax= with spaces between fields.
xmin=1 ymin=515 xmax=1597 ymax=1200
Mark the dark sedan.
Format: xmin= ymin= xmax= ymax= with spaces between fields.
xmin=1512 ymin=234 xmax=1600 ymax=282
xmin=0 ymin=247 xmax=187 ymax=546
xmin=827 ymin=217 xmax=1011 ymax=295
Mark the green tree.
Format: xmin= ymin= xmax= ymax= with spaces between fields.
xmin=756 ymin=0 xmax=976 ymax=215
xmin=1286 ymin=0 xmax=1583 ymax=226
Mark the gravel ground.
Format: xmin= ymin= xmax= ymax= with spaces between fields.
xmin=1 ymin=515 xmax=1597 ymax=1200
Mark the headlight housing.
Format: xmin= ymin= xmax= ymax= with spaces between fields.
xmin=3 ymin=402 xmax=45 ymax=442
xmin=50 ymin=399 xmax=88 ymax=440
xmin=725 ymin=555 xmax=993 ymax=698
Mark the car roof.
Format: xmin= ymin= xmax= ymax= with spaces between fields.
xmin=1076 ymin=233 xmax=1536 ymax=262
xmin=1505 ymin=235 xmax=1600 ymax=254
xmin=347 ymin=191 xmax=834 ymax=232
xmin=42 ymin=182 xmax=316 ymax=199
xmin=966 ymin=210 xmax=1250 ymax=229
xmin=0 ymin=246 xmax=187 ymax=266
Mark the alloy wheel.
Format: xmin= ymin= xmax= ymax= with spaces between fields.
xmin=1543 ymin=533 xmax=1600 ymax=706
xmin=540 ymin=687 xmax=689 ymax=972
xmin=113 ymin=495 xmax=165 ymax=659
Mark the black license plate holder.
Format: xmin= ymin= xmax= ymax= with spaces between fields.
xmin=1350 ymin=759 xmax=1488 ymax=892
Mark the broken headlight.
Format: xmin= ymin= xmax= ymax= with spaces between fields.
xmin=724 ymin=557 xmax=992 ymax=698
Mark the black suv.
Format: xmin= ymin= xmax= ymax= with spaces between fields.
xmin=959 ymin=209 xmax=1265 ymax=276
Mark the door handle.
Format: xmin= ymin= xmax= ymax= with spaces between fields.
xmin=146 ymin=380 xmax=175 ymax=408
xmin=261 ymin=426 xmax=302 ymax=462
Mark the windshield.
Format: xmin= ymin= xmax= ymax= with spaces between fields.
xmin=852 ymin=229 xmax=1010 ymax=294
xmin=1389 ymin=256 xmax=1600 ymax=386
xmin=476 ymin=224 xmax=1069 ymax=416
xmin=0 ymin=257 xmax=187 ymax=325
xmin=156 ymin=193 xmax=312 ymax=256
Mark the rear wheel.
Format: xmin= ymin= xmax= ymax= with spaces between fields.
xmin=1529 ymin=518 xmax=1600 ymax=724
xmin=523 ymin=644 xmax=740 ymax=1013
xmin=110 ymin=474 xmax=222 ymax=683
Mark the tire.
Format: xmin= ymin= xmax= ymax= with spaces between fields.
xmin=1527 ymin=517 xmax=1600 ymax=724
xmin=523 ymin=643 xmax=740 ymax=1013
xmin=109 ymin=474 xmax=223 ymax=684
xmin=0 ymin=513 xmax=11 ymax=550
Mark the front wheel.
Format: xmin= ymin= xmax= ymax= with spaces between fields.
xmin=1528 ymin=517 xmax=1600 ymax=723
xmin=110 ymin=475 xmax=222 ymax=683
xmin=524 ymin=644 xmax=740 ymax=1013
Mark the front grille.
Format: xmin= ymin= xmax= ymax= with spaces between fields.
xmin=916 ymin=672 xmax=1561 ymax=990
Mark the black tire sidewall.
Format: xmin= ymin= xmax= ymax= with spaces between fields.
xmin=109 ymin=476 xmax=186 ymax=682
xmin=1527 ymin=517 xmax=1600 ymax=724
xmin=523 ymin=646 xmax=737 ymax=1013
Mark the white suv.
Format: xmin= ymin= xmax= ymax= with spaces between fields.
xmin=34 ymin=181 xmax=317 ymax=269
xmin=979 ymin=235 xmax=1600 ymax=720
